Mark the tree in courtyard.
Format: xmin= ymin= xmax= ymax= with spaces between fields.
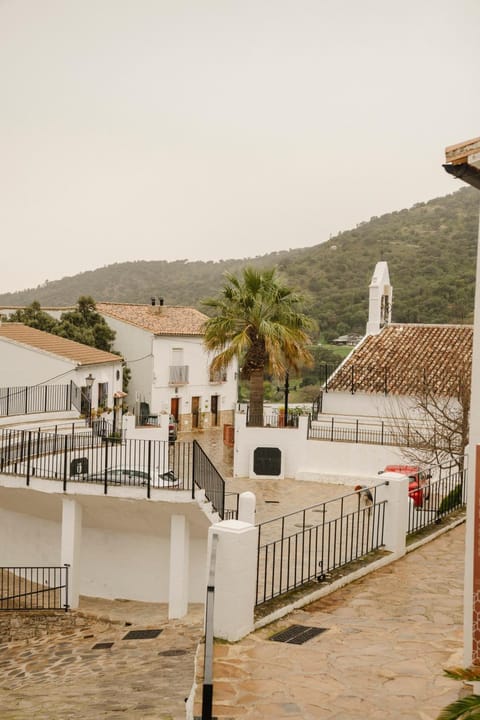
xmin=202 ymin=267 xmax=315 ymax=425
xmin=55 ymin=296 xmax=116 ymax=352
xmin=7 ymin=301 xmax=58 ymax=333
xmin=388 ymin=366 xmax=470 ymax=470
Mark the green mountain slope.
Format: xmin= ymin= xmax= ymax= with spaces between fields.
xmin=1 ymin=187 xmax=477 ymax=340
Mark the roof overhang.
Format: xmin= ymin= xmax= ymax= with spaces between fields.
xmin=444 ymin=136 xmax=480 ymax=190
xmin=443 ymin=162 xmax=480 ymax=190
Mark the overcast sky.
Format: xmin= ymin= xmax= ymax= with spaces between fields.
xmin=1 ymin=0 xmax=479 ymax=294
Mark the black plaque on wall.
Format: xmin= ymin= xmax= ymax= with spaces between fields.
xmin=253 ymin=447 xmax=282 ymax=476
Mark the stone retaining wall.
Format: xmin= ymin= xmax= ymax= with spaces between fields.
xmin=0 ymin=611 xmax=90 ymax=643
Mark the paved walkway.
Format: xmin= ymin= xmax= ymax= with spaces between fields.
xmin=0 ymin=600 xmax=204 ymax=720
xmin=0 ymin=525 xmax=467 ymax=720
xmin=192 ymin=523 xmax=466 ymax=720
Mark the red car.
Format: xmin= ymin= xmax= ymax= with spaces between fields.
xmin=382 ymin=465 xmax=429 ymax=508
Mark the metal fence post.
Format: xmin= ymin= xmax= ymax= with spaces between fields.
xmin=201 ymin=533 xmax=218 ymax=720
xmin=63 ymin=434 xmax=69 ymax=492
xmin=26 ymin=431 xmax=32 ymax=486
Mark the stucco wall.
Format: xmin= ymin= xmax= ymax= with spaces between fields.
xmin=234 ymin=414 xmax=409 ymax=483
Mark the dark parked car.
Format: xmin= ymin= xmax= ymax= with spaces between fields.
xmin=169 ymin=414 xmax=178 ymax=442
xmin=86 ymin=466 xmax=179 ymax=488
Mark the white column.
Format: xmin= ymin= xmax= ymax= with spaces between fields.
xmin=61 ymin=498 xmax=82 ymax=609
xmin=238 ymin=491 xmax=256 ymax=524
xmin=208 ymin=519 xmax=258 ymax=642
xmin=168 ymin=514 xmax=190 ymax=619
xmin=375 ymin=472 xmax=409 ymax=556
xmin=465 ymin=203 xmax=480 ymax=666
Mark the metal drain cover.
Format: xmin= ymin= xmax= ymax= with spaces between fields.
xmin=158 ymin=649 xmax=188 ymax=657
xmin=271 ymin=625 xmax=327 ymax=645
xmin=92 ymin=642 xmax=114 ymax=649
xmin=123 ymin=629 xmax=163 ymax=640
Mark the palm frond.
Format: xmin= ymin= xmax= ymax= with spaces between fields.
xmin=437 ymin=695 xmax=480 ymax=719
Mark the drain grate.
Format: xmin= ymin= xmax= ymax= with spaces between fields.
xmin=270 ymin=625 xmax=327 ymax=645
xmin=158 ymin=649 xmax=188 ymax=657
xmin=92 ymin=642 xmax=114 ymax=650
xmin=123 ymin=628 xmax=163 ymax=640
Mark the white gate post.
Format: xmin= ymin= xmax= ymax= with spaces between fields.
xmin=375 ymin=472 xmax=409 ymax=556
xmin=207 ymin=518 xmax=258 ymax=642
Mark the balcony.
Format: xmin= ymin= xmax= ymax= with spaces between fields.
xmin=209 ymin=369 xmax=227 ymax=384
xmin=169 ymin=365 xmax=189 ymax=385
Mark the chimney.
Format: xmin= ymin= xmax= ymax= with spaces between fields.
xmin=151 ymin=297 xmax=156 ymax=306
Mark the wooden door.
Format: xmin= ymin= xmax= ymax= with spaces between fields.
xmin=211 ymin=395 xmax=219 ymax=426
xmin=191 ymin=396 xmax=200 ymax=429
xmin=170 ymin=396 xmax=179 ymax=421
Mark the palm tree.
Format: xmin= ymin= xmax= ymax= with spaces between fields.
xmin=437 ymin=668 xmax=480 ymax=719
xmin=202 ymin=267 xmax=315 ymax=426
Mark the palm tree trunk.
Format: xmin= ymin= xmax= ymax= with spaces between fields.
xmin=249 ymin=368 xmax=264 ymax=426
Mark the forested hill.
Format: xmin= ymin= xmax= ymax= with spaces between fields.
xmin=1 ymin=186 xmax=478 ymax=341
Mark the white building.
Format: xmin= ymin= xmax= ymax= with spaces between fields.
xmin=96 ymin=301 xmax=238 ymax=431
xmin=0 ymin=323 xmax=123 ymax=417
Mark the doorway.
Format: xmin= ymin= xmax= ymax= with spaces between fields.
xmin=191 ymin=396 xmax=200 ymax=429
xmin=170 ymin=396 xmax=179 ymax=422
xmin=211 ymin=395 xmax=219 ymax=426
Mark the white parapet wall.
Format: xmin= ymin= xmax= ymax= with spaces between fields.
xmin=234 ymin=413 xmax=406 ymax=483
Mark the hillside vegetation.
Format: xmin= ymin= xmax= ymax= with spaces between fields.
xmin=1 ymin=187 xmax=477 ymax=341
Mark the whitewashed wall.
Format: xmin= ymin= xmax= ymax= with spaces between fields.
xmin=0 ymin=337 xmax=122 ymax=413
xmin=0 ymin=486 xmax=210 ymax=603
xmin=234 ymin=414 xmax=409 ymax=483
xmin=0 ymin=338 xmax=74 ymax=387
xmin=99 ymin=316 xmax=153 ymax=413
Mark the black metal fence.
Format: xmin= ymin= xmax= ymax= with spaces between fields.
xmin=193 ymin=441 xmax=226 ymax=518
xmin=0 ymin=384 xmax=74 ymax=418
xmin=0 ymin=428 xmax=231 ymax=519
xmin=256 ymin=485 xmax=386 ymax=606
xmin=407 ymin=464 xmax=467 ymax=536
xmin=246 ymin=411 xmax=300 ymax=428
xmin=308 ymin=415 xmax=435 ymax=449
xmin=0 ymin=565 xmax=69 ymax=611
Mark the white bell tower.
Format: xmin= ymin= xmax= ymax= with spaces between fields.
xmin=366 ymin=261 xmax=392 ymax=335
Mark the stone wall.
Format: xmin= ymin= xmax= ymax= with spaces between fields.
xmin=0 ymin=611 xmax=90 ymax=643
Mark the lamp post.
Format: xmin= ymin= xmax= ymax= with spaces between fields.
xmin=277 ymin=371 xmax=295 ymax=426
xmin=85 ymin=373 xmax=95 ymax=427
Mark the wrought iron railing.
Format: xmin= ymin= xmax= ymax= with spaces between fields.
xmin=246 ymin=411 xmax=300 ymax=428
xmin=0 ymin=383 xmax=74 ymax=418
xmin=308 ymin=415 xmax=437 ymax=449
xmin=407 ymin=465 xmax=467 ymax=536
xmin=256 ymin=485 xmax=386 ymax=606
xmin=193 ymin=440 xmax=226 ymax=518
xmin=0 ymin=428 xmax=228 ymax=517
xmin=0 ymin=565 xmax=69 ymax=611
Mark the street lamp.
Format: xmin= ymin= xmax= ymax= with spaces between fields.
xmin=85 ymin=373 xmax=95 ymax=427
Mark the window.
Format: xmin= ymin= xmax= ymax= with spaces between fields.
xmin=97 ymin=382 xmax=108 ymax=409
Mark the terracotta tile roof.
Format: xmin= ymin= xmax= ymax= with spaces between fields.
xmin=326 ymin=324 xmax=473 ymax=396
xmin=0 ymin=323 xmax=121 ymax=366
xmin=96 ymin=302 xmax=208 ymax=336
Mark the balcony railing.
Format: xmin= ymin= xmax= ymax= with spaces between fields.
xmin=169 ymin=365 xmax=189 ymax=384
xmin=209 ymin=369 xmax=227 ymax=383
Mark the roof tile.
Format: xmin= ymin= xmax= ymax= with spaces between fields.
xmin=327 ymin=324 xmax=473 ymax=396
xmin=0 ymin=323 xmax=121 ymax=366
xmin=96 ymin=302 xmax=208 ymax=336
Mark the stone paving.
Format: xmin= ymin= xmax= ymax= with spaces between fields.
xmin=192 ymin=523 xmax=466 ymax=720
xmin=0 ymin=600 xmax=204 ymax=720
xmin=0 ymin=427 xmax=469 ymax=719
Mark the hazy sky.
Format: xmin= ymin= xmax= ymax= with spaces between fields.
xmin=1 ymin=1 xmax=479 ymax=294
